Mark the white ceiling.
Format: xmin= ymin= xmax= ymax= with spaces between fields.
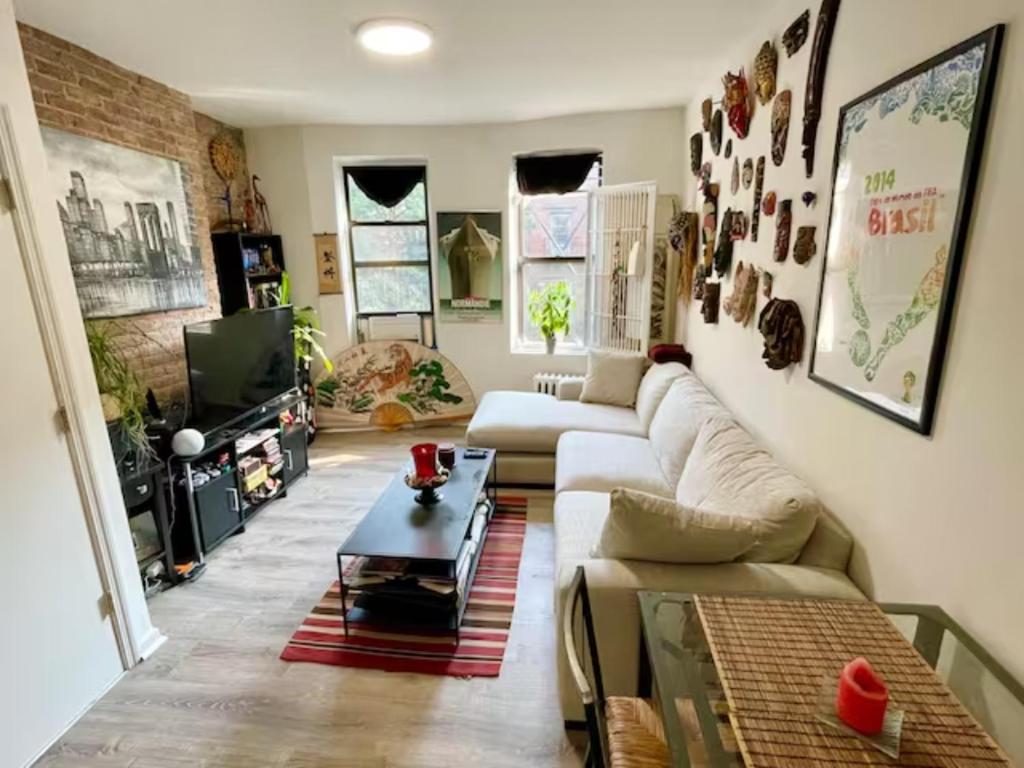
xmin=14 ymin=0 xmax=778 ymax=128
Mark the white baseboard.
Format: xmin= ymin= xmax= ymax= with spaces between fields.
xmin=136 ymin=626 xmax=167 ymax=660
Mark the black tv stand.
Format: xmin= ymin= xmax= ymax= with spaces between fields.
xmin=171 ymin=392 xmax=309 ymax=567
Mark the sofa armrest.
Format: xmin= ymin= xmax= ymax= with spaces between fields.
xmin=555 ymin=376 xmax=585 ymax=401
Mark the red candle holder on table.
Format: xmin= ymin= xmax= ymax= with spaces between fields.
xmin=835 ymin=657 xmax=889 ymax=735
xmin=406 ymin=443 xmax=449 ymax=505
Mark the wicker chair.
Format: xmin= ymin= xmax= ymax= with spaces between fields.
xmin=563 ymin=566 xmax=670 ymax=768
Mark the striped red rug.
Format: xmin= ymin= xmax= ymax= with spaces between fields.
xmin=281 ymin=497 xmax=527 ymax=677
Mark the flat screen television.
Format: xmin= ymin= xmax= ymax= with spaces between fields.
xmin=184 ymin=306 xmax=296 ymax=431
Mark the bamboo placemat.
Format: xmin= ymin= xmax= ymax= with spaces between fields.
xmin=693 ymin=596 xmax=1010 ymax=768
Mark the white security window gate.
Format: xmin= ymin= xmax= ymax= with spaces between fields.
xmin=585 ymin=182 xmax=657 ymax=353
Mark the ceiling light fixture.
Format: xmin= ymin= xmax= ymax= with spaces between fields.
xmin=356 ymin=19 xmax=433 ymax=56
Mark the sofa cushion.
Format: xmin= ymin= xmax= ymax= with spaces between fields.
xmin=797 ymin=508 xmax=854 ymax=571
xmin=467 ymin=391 xmax=644 ymax=454
xmin=676 ymin=417 xmax=819 ymax=563
xmin=647 ymin=373 xmax=730 ymax=486
xmin=556 ymin=432 xmax=672 ymax=497
xmin=580 ymin=350 xmax=646 ymax=407
xmin=634 ymin=362 xmax=689 ymax=431
xmin=595 ymin=488 xmax=756 ymax=564
xmin=554 ymin=491 xmax=611 ymax=564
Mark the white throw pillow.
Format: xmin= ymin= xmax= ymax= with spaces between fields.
xmin=676 ymin=416 xmax=820 ymax=563
xmin=579 ymin=350 xmax=645 ymax=407
xmin=593 ymin=487 xmax=756 ymax=564
xmin=634 ymin=362 xmax=690 ymax=431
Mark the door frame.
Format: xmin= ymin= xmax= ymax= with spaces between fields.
xmin=0 ymin=104 xmax=160 ymax=669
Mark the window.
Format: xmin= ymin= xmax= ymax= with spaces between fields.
xmin=343 ymin=166 xmax=433 ymax=316
xmin=514 ymin=156 xmax=602 ymax=349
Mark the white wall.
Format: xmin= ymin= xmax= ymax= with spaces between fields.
xmin=678 ymin=0 xmax=1023 ymax=683
xmin=246 ymin=108 xmax=686 ymax=396
xmin=1 ymin=1 xmax=159 ymax=763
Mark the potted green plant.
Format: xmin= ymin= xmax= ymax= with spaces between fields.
xmin=86 ymin=322 xmax=154 ymax=469
xmin=528 ymin=280 xmax=575 ymax=354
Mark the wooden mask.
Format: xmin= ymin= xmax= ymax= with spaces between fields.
xmin=754 ymin=41 xmax=778 ymax=104
xmin=771 ymin=89 xmax=792 ymax=166
xmin=690 ymin=133 xmax=703 ymax=175
xmin=710 ymin=109 xmax=723 ymax=155
xmin=773 ymin=199 xmax=792 ymax=262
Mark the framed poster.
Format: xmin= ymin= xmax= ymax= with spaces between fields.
xmin=436 ymin=211 xmax=502 ymax=323
xmin=314 ymin=233 xmax=342 ymax=294
xmin=41 ymin=127 xmax=206 ymax=318
xmin=809 ymin=26 xmax=1003 ymax=434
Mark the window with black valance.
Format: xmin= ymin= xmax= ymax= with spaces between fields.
xmin=515 ymin=151 xmax=602 ymax=195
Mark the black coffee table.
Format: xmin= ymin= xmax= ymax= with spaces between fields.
xmin=336 ymin=447 xmax=496 ymax=640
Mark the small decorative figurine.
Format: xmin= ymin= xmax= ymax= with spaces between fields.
xmin=751 ymin=156 xmax=766 ymax=242
xmin=793 ymin=225 xmax=817 ymax=265
xmin=710 ymin=109 xmax=723 ymax=155
xmin=701 ymin=98 xmax=713 ymax=131
xmin=731 ymin=157 xmax=740 ymax=195
xmin=724 ymin=139 xmax=733 ymax=159
xmin=783 ymin=9 xmax=811 ymax=56
xmin=742 ymin=158 xmax=754 ymax=189
xmin=759 ymin=298 xmax=805 ymax=369
xmin=252 ymin=174 xmax=272 ymax=233
xmin=722 ymin=69 xmax=751 ymax=139
xmin=774 ymin=199 xmax=793 ymax=262
xmin=754 ymin=41 xmax=778 ymax=105
xmin=802 ymin=190 xmax=818 ymax=207
xmin=702 ymin=281 xmax=721 ymax=324
xmin=690 ymin=133 xmax=703 ymax=176
xmin=762 ymin=191 xmax=778 ymax=216
xmin=771 ymin=89 xmax=792 ymax=166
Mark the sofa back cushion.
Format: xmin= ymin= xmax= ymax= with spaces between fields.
xmin=594 ymin=488 xmax=757 ymax=564
xmin=647 ymin=374 xmax=729 ymax=486
xmin=634 ymin=362 xmax=689 ymax=431
xmin=580 ymin=350 xmax=646 ymax=407
xmin=675 ymin=417 xmax=819 ymax=563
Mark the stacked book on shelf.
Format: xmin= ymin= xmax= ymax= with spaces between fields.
xmin=345 ymin=499 xmax=491 ymax=622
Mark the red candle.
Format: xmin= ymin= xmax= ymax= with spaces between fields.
xmin=835 ymin=657 xmax=889 ymax=735
xmin=411 ymin=443 xmax=438 ymax=480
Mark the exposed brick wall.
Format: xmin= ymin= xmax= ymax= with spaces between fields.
xmin=193 ymin=111 xmax=250 ymax=232
xmin=18 ymin=23 xmax=234 ymax=405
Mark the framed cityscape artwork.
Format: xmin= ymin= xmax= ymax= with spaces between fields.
xmin=809 ymin=26 xmax=1003 ymax=435
xmin=41 ymin=127 xmax=206 ymax=318
xmin=436 ymin=211 xmax=502 ymax=323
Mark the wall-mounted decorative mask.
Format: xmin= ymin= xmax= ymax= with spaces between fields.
xmin=774 ymin=199 xmax=792 ymax=262
xmin=722 ymin=70 xmax=751 ymax=139
xmin=751 ymin=156 xmax=766 ymax=242
xmin=793 ymin=225 xmax=817 ymax=265
xmin=690 ymin=133 xmax=703 ymax=176
xmin=771 ymin=89 xmax=792 ymax=166
xmin=724 ymin=139 xmax=733 ymax=159
xmin=762 ymin=191 xmax=777 ymax=216
xmin=710 ymin=109 xmax=723 ymax=155
xmin=698 ymin=162 xmax=712 ymax=192
xmin=724 ymin=261 xmax=760 ymax=327
xmin=670 ymin=211 xmax=700 ymax=304
xmin=702 ymin=184 xmax=719 ymax=268
xmin=801 ymin=190 xmax=817 ymax=208
xmin=782 ymin=9 xmax=810 ymax=57
xmin=701 ymin=281 xmax=721 ymax=324
xmin=758 ymin=298 xmax=805 ymax=369
xmin=803 ymin=0 xmax=841 ymax=178
xmin=762 ymin=270 xmax=774 ymax=298
xmin=714 ymin=210 xmax=734 ymax=277
xmin=729 ymin=210 xmax=748 ymax=241
xmin=742 ymin=158 xmax=754 ymax=189
xmin=754 ymin=41 xmax=778 ymax=105
xmin=693 ymin=263 xmax=707 ymax=301
xmin=731 ymin=157 xmax=740 ymax=195
xmin=701 ymin=98 xmax=713 ymax=131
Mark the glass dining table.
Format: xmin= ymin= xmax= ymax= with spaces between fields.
xmin=637 ymin=592 xmax=1024 ymax=768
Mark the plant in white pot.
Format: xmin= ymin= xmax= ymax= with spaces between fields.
xmin=528 ymin=280 xmax=575 ymax=354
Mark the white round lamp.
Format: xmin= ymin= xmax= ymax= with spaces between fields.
xmin=171 ymin=428 xmax=205 ymax=457
xmin=356 ymin=19 xmax=433 ymax=56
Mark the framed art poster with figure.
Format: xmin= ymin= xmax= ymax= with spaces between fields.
xmin=809 ymin=25 xmax=1003 ymax=435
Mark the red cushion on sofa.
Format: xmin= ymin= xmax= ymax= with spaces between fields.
xmin=648 ymin=344 xmax=692 ymax=367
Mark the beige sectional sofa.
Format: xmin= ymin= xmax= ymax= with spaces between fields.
xmin=466 ymin=362 xmax=865 ymax=720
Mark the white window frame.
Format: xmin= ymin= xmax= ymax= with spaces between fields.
xmin=510 ymin=156 xmax=602 ymax=355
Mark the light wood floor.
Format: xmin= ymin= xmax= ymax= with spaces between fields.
xmin=40 ymin=427 xmax=583 ymax=767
